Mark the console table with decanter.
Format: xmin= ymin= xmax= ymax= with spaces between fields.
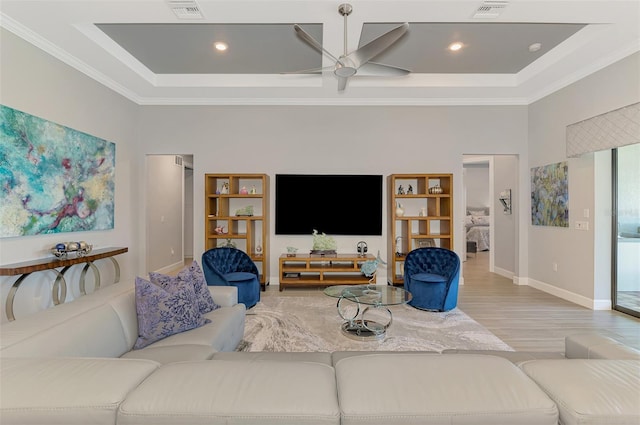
xmin=0 ymin=247 xmax=128 ymax=321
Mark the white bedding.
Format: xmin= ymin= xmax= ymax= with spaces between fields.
xmin=466 ymin=225 xmax=490 ymax=251
xmin=465 ymin=214 xmax=490 ymax=251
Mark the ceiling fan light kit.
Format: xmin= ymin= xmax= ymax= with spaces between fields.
xmin=292 ymin=3 xmax=410 ymax=91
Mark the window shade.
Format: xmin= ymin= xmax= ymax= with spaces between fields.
xmin=566 ymin=102 xmax=640 ymax=158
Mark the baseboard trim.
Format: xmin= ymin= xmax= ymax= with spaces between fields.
xmin=153 ymin=261 xmax=184 ymax=275
xmin=513 ymin=276 xmax=528 ymax=286
xmin=527 ymin=278 xmax=611 ymax=310
xmin=593 ymin=299 xmax=612 ymax=310
xmin=493 ymin=267 xmax=514 ymax=280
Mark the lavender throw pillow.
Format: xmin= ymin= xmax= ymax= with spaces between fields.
xmin=149 ymin=261 xmax=219 ymax=314
xmin=134 ymin=277 xmax=210 ymax=349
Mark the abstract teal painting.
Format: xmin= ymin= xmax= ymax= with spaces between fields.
xmin=0 ymin=105 xmax=115 ymax=237
xmin=531 ymin=161 xmax=568 ymax=227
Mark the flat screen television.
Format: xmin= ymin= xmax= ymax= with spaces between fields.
xmin=275 ymin=174 xmax=383 ymax=236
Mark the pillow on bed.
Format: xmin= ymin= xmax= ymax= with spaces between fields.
xmin=468 ymin=206 xmax=489 ymax=216
xmin=472 ymin=215 xmax=491 ymax=226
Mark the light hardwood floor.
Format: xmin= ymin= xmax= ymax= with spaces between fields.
xmin=458 ymin=251 xmax=639 ymax=352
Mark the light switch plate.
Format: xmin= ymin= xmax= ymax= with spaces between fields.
xmin=575 ymin=221 xmax=589 ymax=230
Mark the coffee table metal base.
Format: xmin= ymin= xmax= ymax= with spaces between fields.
xmin=341 ymin=319 xmax=387 ymax=341
xmin=337 ymin=297 xmax=393 ymax=341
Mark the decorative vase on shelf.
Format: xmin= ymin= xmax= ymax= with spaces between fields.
xmin=255 ymin=240 xmax=263 ymax=255
xmin=395 ymin=202 xmax=405 ymax=217
xmin=428 ymin=185 xmax=443 ymax=194
xmin=419 ymin=207 xmax=427 ymax=217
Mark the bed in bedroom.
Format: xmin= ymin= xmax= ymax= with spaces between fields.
xmin=465 ymin=207 xmax=490 ymax=252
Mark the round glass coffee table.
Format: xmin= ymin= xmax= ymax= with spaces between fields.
xmin=324 ymin=285 xmax=412 ymax=341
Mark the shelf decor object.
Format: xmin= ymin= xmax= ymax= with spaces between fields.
xmin=311 ymin=229 xmax=337 ymax=255
xmin=387 ymin=174 xmax=453 ymax=286
xmin=205 ymin=173 xmax=269 ymax=288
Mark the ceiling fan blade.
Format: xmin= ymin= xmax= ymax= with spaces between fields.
xmin=294 ymin=24 xmax=341 ymax=64
xmin=337 ymin=76 xmax=349 ymax=91
xmin=357 ymin=62 xmax=411 ymax=77
xmin=346 ymin=23 xmax=409 ymax=69
xmin=280 ymin=66 xmax=331 ymax=75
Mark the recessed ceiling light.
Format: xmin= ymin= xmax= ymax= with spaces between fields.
xmin=448 ymin=42 xmax=464 ymax=52
xmin=214 ymin=42 xmax=228 ymax=52
xmin=529 ymin=42 xmax=542 ymax=52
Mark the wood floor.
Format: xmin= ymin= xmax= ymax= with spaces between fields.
xmin=458 ymin=251 xmax=640 ymax=352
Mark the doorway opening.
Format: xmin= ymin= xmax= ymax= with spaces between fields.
xmin=145 ymin=154 xmax=194 ymax=274
xmin=462 ymin=154 xmax=518 ymax=283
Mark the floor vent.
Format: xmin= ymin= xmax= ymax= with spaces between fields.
xmin=473 ymin=0 xmax=509 ymax=18
xmin=166 ymin=0 xmax=204 ymax=19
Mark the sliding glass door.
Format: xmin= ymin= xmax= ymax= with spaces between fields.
xmin=612 ymin=143 xmax=640 ymax=317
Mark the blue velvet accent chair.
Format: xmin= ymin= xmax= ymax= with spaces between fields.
xmin=403 ymin=247 xmax=460 ymax=312
xmin=201 ymin=247 xmax=260 ymax=308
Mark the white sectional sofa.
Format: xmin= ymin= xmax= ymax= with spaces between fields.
xmin=1 ymin=279 xmax=639 ymax=425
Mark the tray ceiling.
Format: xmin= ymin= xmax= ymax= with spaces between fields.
xmin=1 ymin=0 xmax=638 ymax=105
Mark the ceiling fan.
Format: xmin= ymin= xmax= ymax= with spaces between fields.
xmin=292 ymin=3 xmax=410 ymax=91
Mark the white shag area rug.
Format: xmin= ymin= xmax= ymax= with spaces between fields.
xmin=239 ymin=295 xmax=512 ymax=352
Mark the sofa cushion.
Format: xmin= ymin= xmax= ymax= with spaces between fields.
xmin=148 ymin=303 xmax=246 ymax=352
xmin=150 ymin=261 xmax=219 ymax=314
xmin=331 ymin=350 xmax=437 ymax=365
xmin=117 ymin=360 xmax=340 ymax=425
xmin=335 ymin=353 xmax=558 ymax=425
xmin=565 ymin=334 xmax=640 ymax=360
xmin=0 ymin=357 xmax=159 ymax=425
xmin=442 ymin=349 xmax=564 ymax=364
xmin=212 ymin=351 xmax=332 ymax=365
xmin=520 ymin=359 xmax=640 ymax=425
xmin=0 ymin=281 xmax=134 ymax=357
xmin=0 ymin=303 xmax=131 ymax=358
xmin=134 ymin=277 xmax=209 ymax=349
xmin=208 ymin=285 xmax=238 ymax=307
xmin=122 ymin=344 xmax=217 ymax=364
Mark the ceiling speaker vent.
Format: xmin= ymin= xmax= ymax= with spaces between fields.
xmin=473 ymin=0 xmax=509 ymax=18
xmin=166 ymin=0 xmax=203 ymax=19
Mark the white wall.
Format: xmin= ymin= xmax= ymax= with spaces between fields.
xmin=136 ymin=105 xmax=529 ymax=285
xmin=0 ymin=29 xmax=139 ymax=321
xmin=464 ymin=164 xmax=490 ymax=208
xmin=493 ymin=156 xmax=518 ymax=276
xmin=146 ymin=155 xmax=184 ymax=272
xmin=527 ymin=52 xmax=640 ymax=308
xmin=184 ymin=164 xmax=194 ymax=258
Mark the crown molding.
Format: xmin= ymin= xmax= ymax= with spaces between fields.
xmin=526 ymin=39 xmax=640 ymax=105
xmin=0 ymin=13 xmax=143 ymax=104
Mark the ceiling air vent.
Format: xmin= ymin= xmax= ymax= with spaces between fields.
xmin=166 ymin=0 xmax=204 ymax=19
xmin=473 ymin=0 xmax=509 ymax=19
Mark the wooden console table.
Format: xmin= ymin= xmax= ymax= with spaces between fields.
xmin=279 ymin=253 xmax=374 ymax=291
xmin=0 ymin=247 xmax=128 ymax=321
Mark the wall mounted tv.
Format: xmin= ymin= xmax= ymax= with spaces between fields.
xmin=275 ymin=174 xmax=383 ymax=236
